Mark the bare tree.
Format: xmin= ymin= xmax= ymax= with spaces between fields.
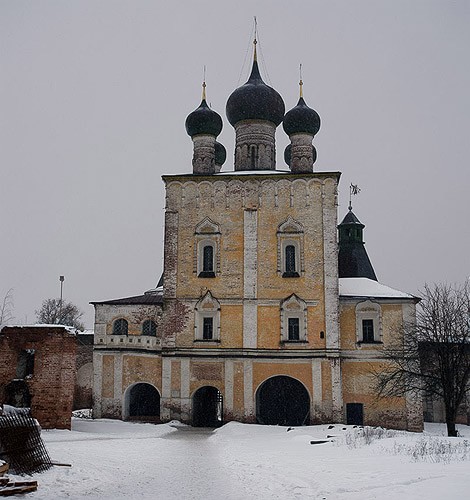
xmin=0 ymin=288 xmax=14 ymax=326
xmin=35 ymin=298 xmax=84 ymax=331
xmin=376 ymin=282 xmax=470 ymax=436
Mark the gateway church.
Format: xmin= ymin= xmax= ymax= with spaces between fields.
xmin=92 ymin=40 xmax=422 ymax=431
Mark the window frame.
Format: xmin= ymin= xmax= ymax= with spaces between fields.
xmin=280 ymin=294 xmax=308 ymax=343
xmin=112 ymin=318 xmax=128 ymax=336
xmin=142 ymin=319 xmax=157 ymax=337
xmin=277 ymin=217 xmax=304 ymax=278
xmin=194 ymin=291 xmax=221 ymax=342
xmin=355 ymin=300 xmax=382 ymax=344
xmin=194 ymin=218 xmax=221 ymax=278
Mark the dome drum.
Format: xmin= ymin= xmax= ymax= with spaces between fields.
xmin=234 ymin=120 xmax=276 ymax=170
xmin=285 ymin=133 xmax=317 ymax=173
xmin=191 ymin=135 xmax=217 ymax=175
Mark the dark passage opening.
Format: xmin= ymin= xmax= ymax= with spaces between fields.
xmin=5 ymin=380 xmax=31 ymax=408
xmin=128 ymin=383 xmax=160 ymax=421
xmin=346 ymin=403 xmax=364 ymax=425
xmin=256 ymin=376 xmax=310 ymax=426
xmin=192 ymin=386 xmax=223 ymax=427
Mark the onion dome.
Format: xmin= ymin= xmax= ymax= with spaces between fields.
xmin=185 ymin=84 xmax=223 ymax=137
xmin=226 ymin=57 xmax=285 ymax=127
xmin=283 ymin=87 xmax=320 ymax=136
xmin=215 ymin=141 xmax=226 ymax=166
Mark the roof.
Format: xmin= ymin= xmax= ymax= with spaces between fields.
xmin=90 ymin=291 xmax=163 ymax=306
xmin=339 ymin=277 xmax=418 ymax=300
xmin=339 ymin=210 xmax=363 ymax=226
xmin=338 ymin=244 xmax=378 ymax=281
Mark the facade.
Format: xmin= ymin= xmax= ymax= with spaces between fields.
xmin=0 ymin=325 xmax=77 ymax=429
xmin=92 ymin=43 xmax=422 ymax=430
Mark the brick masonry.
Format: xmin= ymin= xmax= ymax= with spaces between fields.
xmin=0 ymin=326 xmax=77 ymax=430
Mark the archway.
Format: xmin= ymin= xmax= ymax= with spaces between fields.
xmin=192 ymin=386 xmax=223 ymax=427
xmin=125 ymin=383 xmax=160 ymax=422
xmin=256 ymin=376 xmax=310 ymax=426
xmin=5 ymin=380 xmax=31 ymax=408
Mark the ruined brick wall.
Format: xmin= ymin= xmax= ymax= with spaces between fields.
xmin=0 ymin=326 xmax=77 ymax=430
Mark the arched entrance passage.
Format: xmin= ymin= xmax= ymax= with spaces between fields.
xmin=192 ymin=386 xmax=223 ymax=427
xmin=5 ymin=380 xmax=31 ymax=408
xmin=125 ymin=383 xmax=160 ymax=422
xmin=256 ymin=376 xmax=310 ymax=426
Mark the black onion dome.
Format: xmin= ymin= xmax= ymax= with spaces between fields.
xmin=185 ymin=99 xmax=223 ymax=137
xmin=284 ymin=144 xmax=292 ymax=167
xmin=226 ymin=60 xmax=285 ymax=127
xmin=283 ymin=97 xmax=321 ymax=136
xmin=215 ymin=141 xmax=227 ymax=166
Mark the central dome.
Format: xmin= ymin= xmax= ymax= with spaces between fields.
xmin=226 ymin=60 xmax=285 ymax=127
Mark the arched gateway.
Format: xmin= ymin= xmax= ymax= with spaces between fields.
xmin=192 ymin=386 xmax=223 ymax=427
xmin=125 ymin=383 xmax=160 ymax=421
xmin=256 ymin=376 xmax=310 ymax=426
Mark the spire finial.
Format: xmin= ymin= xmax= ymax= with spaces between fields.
xmin=202 ymin=66 xmax=207 ymax=101
xmin=349 ymin=183 xmax=361 ymax=211
xmin=253 ymin=16 xmax=258 ymax=62
xmin=299 ymin=63 xmax=303 ymax=99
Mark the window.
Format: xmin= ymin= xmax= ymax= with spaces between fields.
xmin=288 ymin=318 xmax=300 ymax=341
xmin=199 ymin=244 xmax=215 ymax=277
xmin=277 ymin=217 xmax=304 ymax=278
xmin=194 ymin=291 xmax=220 ymax=342
xmin=280 ymin=294 xmax=307 ymax=343
xmin=142 ymin=320 xmax=157 ymax=336
xmin=355 ymin=300 xmax=382 ymax=344
xmin=284 ymin=245 xmax=298 ymax=277
xmin=16 ymin=349 xmax=35 ymax=379
xmin=113 ymin=318 xmax=128 ymax=335
xmin=362 ymin=319 xmax=374 ymax=343
xmin=203 ymin=317 xmax=213 ymax=340
xmin=195 ymin=218 xmax=220 ymax=278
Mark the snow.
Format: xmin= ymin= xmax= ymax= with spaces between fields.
xmin=17 ymin=419 xmax=470 ymax=499
xmin=339 ymin=277 xmax=417 ymax=300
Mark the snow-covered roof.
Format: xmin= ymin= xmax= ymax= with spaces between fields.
xmin=339 ymin=277 xmax=418 ymax=300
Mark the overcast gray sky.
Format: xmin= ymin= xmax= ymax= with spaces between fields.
xmin=1 ymin=0 xmax=469 ymax=329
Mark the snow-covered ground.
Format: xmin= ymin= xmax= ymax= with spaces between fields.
xmin=19 ymin=419 xmax=470 ymax=499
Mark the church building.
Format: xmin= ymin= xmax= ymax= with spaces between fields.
xmin=91 ymin=41 xmax=422 ymax=431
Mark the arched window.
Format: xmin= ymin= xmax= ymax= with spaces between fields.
xmin=113 ymin=318 xmax=128 ymax=335
xmin=203 ymin=245 xmax=214 ymax=273
xmin=142 ymin=320 xmax=157 ymax=337
xmin=285 ymin=245 xmax=296 ymax=275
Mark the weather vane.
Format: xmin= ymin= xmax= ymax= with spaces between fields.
xmin=349 ymin=183 xmax=361 ymax=211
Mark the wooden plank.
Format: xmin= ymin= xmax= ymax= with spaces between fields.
xmin=0 ymin=464 xmax=8 ymax=476
xmin=0 ymin=484 xmax=38 ymax=496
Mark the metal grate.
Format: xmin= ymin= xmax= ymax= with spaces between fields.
xmin=0 ymin=414 xmax=52 ymax=475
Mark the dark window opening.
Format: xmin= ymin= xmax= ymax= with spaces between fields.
xmin=142 ymin=320 xmax=157 ymax=336
xmin=362 ymin=319 xmax=374 ymax=342
xmin=113 ymin=318 xmax=128 ymax=335
xmin=203 ymin=317 xmax=213 ymax=340
xmin=288 ymin=318 xmax=300 ymax=341
xmin=283 ymin=245 xmax=299 ymax=277
xmin=199 ymin=245 xmax=215 ymax=277
xmin=250 ymin=145 xmax=257 ymax=169
xmin=16 ymin=349 xmax=35 ymax=379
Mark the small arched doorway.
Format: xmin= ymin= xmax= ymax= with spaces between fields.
xmin=5 ymin=380 xmax=31 ymax=408
xmin=192 ymin=386 xmax=223 ymax=427
xmin=256 ymin=376 xmax=310 ymax=426
xmin=125 ymin=383 xmax=160 ymax=422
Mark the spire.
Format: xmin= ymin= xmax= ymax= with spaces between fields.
xmin=299 ymin=64 xmax=303 ymax=99
xmin=253 ymin=16 xmax=258 ymax=62
xmin=202 ymin=67 xmax=207 ymax=101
